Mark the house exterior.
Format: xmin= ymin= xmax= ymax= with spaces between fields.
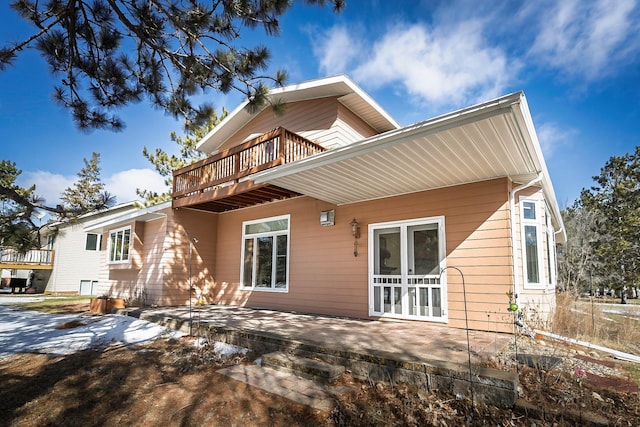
xmin=88 ymin=75 xmax=565 ymax=333
xmin=41 ymin=202 xmax=140 ymax=295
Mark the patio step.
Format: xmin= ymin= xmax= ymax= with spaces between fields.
xmin=262 ymin=351 xmax=345 ymax=383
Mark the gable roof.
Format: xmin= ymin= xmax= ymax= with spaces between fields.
xmin=196 ymin=75 xmax=400 ymax=154
xmin=251 ymin=90 xmax=566 ymax=242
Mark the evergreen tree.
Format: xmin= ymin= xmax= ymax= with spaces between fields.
xmin=0 ymin=160 xmax=40 ymax=251
xmin=1 ymin=0 xmax=344 ymax=131
xmin=581 ymin=146 xmax=640 ymax=302
xmin=137 ymin=108 xmax=228 ymax=206
xmin=60 ymin=152 xmax=114 ymax=216
xmin=0 ymin=154 xmax=113 ymax=251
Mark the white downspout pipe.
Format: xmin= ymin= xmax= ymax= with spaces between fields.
xmin=509 ymin=173 xmax=543 ymax=312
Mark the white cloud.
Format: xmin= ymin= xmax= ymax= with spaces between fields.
xmin=20 ymin=171 xmax=74 ymax=207
xmin=313 ymin=20 xmax=515 ymax=112
xmin=18 ymin=168 xmax=167 ymax=207
xmin=105 ymin=168 xmax=167 ymax=205
xmin=313 ymin=25 xmax=362 ymax=75
xmin=529 ymin=0 xmax=640 ymax=81
xmin=536 ymin=121 xmax=578 ymax=159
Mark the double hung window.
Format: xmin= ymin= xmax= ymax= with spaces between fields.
xmin=241 ymin=215 xmax=289 ymax=291
xmin=108 ymin=226 xmax=131 ymax=263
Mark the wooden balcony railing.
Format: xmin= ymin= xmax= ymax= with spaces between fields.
xmin=0 ymin=247 xmax=55 ymax=269
xmin=172 ymin=127 xmax=326 ymax=203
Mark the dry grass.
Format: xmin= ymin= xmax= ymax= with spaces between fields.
xmin=18 ymin=296 xmax=92 ymax=314
xmin=551 ymin=292 xmax=640 ymax=355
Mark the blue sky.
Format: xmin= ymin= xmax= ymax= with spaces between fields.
xmin=1 ymin=0 xmax=639 ymax=209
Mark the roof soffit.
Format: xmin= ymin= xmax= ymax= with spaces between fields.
xmin=252 ymin=91 xmax=564 ymax=235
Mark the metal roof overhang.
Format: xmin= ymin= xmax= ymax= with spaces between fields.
xmin=252 ymin=91 xmax=566 ymax=241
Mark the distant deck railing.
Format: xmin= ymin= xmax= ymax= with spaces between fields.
xmin=172 ymin=127 xmax=326 ymax=201
xmin=0 ymin=247 xmax=55 ymax=269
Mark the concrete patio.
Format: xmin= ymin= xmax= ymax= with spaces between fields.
xmin=122 ymin=305 xmax=519 ymax=407
xmin=127 ymin=305 xmax=513 ymax=366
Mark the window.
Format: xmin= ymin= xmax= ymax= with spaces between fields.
xmin=545 ymin=208 xmax=557 ymax=288
xmin=521 ymin=200 xmax=544 ymax=287
xmin=85 ymin=233 xmax=101 ymax=251
xmin=108 ymin=226 xmax=131 ymax=263
xmin=241 ymin=215 xmax=289 ymax=291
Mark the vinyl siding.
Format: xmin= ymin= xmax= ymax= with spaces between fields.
xmin=216 ymin=97 xmax=379 ymax=153
xmin=45 ymin=223 xmax=102 ymax=294
xmin=160 ymin=208 xmax=218 ymax=306
xmin=211 ymin=178 xmax=515 ymax=332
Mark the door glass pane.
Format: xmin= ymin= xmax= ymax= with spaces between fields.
xmin=383 ymin=286 xmax=391 ymax=313
xmin=374 ymin=228 xmax=400 ymax=275
xmin=525 ymin=225 xmax=539 ymax=283
xmin=242 ymin=238 xmax=254 ymax=287
xmin=432 ymin=288 xmax=442 ymax=317
xmin=408 ymin=287 xmax=416 ymax=315
xmin=374 ymin=286 xmax=381 ymax=312
xmin=255 ymin=236 xmax=273 ymax=287
xmin=419 ymin=288 xmax=429 ymax=316
xmin=275 ymin=235 xmax=287 ymax=288
xmin=394 ymin=286 xmax=402 ymax=314
xmin=409 ymin=224 xmax=439 ymax=275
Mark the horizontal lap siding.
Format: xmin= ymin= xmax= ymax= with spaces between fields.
xmin=160 ymin=208 xmax=218 ymax=306
xmin=213 ymin=178 xmax=514 ymax=331
xmin=218 ymin=98 xmax=339 ymax=151
xmin=46 ymin=223 xmax=101 ymax=294
xmin=357 ymin=179 xmax=514 ymax=332
xmin=138 ymin=218 xmax=166 ymax=305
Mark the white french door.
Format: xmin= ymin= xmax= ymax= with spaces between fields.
xmin=368 ymin=217 xmax=447 ymax=322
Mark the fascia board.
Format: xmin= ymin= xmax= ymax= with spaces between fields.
xmin=83 ymin=202 xmax=171 ymax=232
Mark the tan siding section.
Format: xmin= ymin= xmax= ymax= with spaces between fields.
xmin=160 ymin=208 xmax=218 ymax=306
xmin=212 ymin=178 xmax=514 ymax=332
xmin=217 ymin=97 xmax=381 ymax=152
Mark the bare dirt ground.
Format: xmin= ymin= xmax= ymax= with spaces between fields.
xmin=1 ymin=302 xmax=640 ymax=426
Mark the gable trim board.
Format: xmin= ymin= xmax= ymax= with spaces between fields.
xmin=197 ymin=74 xmax=400 ymax=154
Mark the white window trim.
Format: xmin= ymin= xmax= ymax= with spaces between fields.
xmin=240 ymin=214 xmax=290 ymax=293
xmin=107 ymin=226 xmax=132 ymax=264
xmin=85 ymin=233 xmax=101 ymax=251
xmin=520 ymin=198 xmax=545 ymax=289
xmin=545 ymin=206 xmax=557 ymax=290
xmin=367 ymin=216 xmax=447 ymax=322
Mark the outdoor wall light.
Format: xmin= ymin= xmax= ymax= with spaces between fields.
xmin=350 ymin=218 xmax=360 ymax=257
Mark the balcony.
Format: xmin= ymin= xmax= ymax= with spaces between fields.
xmin=172 ymin=127 xmax=326 ymax=212
xmin=0 ymin=247 xmax=55 ymax=270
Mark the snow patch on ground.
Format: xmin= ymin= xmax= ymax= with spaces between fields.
xmin=190 ymin=336 xmax=249 ymax=357
xmin=0 ymin=305 xmax=183 ymax=358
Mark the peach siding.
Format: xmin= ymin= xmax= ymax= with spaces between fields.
xmin=217 ymin=97 xmax=378 ymax=153
xmin=160 ymin=208 xmax=218 ymax=306
xmin=211 ymin=178 xmax=515 ymax=332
